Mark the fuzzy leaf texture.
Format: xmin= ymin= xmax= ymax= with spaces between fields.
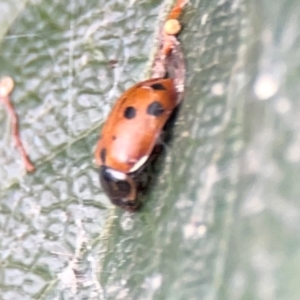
xmin=0 ymin=0 xmax=299 ymax=299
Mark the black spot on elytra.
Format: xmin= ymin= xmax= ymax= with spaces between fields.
xmin=112 ymin=136 xmax=117 ymax=140
xmin=151 ymin=83 xmax=166 ymax=90
xmin=124 ymin=106 xmax=136 ymax=119
xmin=146 ymin=101 xmax=165 ymax=117
xmin=100 ymin=148 xmax=106 ymax=163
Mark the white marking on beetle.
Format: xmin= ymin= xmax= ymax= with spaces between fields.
xmin=107 ymin=169 xmax=127 ymax=180
xmin=129 ymin=155 xmax=149 ymax=173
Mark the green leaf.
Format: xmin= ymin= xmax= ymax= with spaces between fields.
xmin=1 ymin=0 xmax=299 ymax=299
xmin=0 ymin=0 xmax=27 ymax=40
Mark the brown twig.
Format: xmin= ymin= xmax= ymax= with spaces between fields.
xmin=152 ymin=0 xmax=188 ymax=78
xmin=161 ymin=0 xmax=189 ymax=56
xmin=0 ymin=77 xmax=35 ymax=172
xmin=167 ymin=0 xmax=189 ymax=21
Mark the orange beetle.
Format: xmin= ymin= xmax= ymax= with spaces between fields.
xmin=94 ymin=0 xmax=187 ymax=211
xmin=95 ymin=42 xmax=185 ymax=211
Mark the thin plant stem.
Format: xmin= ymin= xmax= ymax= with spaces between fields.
xmin=0 ymin=77 xmax=35 ymax=172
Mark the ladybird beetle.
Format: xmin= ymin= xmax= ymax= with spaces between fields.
xmin=95 ymin=1 xmax=187 ymax=211
xmin=95 ymin=42 xmax=185 ymax=211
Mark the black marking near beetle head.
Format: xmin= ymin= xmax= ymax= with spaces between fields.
xmin=146 ymin=101 xmax=165 ymax=117
xmin=151 ymin=83 xmax=167 ymax=90
xmin=99 ymin=166 xmax=140 ymax=212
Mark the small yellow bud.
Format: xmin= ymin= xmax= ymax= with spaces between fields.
xmin=0 ymin=76 xmax=14 ymax=97
xmin=164 ymin=19 xmax=181 ymax=35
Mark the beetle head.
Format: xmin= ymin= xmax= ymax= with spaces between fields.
xmin=99 ymin=166 xmax=140 ymax=212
